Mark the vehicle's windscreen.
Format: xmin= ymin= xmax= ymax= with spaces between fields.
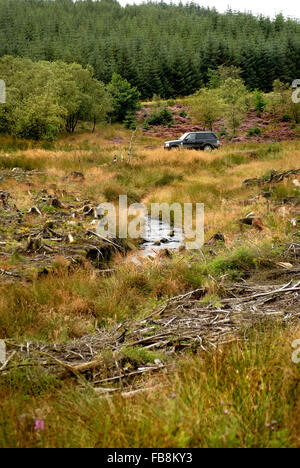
xmin=179 ymin=133 xmax=189 ymax=140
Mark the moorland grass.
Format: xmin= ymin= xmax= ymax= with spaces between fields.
xmin=0 ymin=325 xmax=299 ymax=448
xmin=0 ymin=127 xmax=299 ymax=448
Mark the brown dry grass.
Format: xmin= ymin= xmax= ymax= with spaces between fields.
xmin=0 ymin=324 xmax=299 ymax=448
xmin=0 ymin=126 xmax=299 ymax=448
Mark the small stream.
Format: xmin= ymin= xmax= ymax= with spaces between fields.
xmin=139 ymin=216 xmax=184 ymax=257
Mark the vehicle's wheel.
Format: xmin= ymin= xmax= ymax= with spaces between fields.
xmin=171 ymin=145 xmax=179 ymax=150
xmin=203 ymin=144 xmax=212 ymax=152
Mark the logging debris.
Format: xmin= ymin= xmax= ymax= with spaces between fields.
xmin=2 ymin=278 xmax=299 ymax=394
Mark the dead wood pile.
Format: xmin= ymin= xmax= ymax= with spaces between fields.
xmin=243 ymin=168 xmax=300 ymax=186
xmin=2 ymin=277 xmax=299 ymax=394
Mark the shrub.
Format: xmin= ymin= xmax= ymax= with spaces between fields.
xmin=167 ymin=99 xmax=176 ymax=106
xmin=247 ymin=127 xmax=262 ymax=136
xmin=147 ymin=107 xmax=173 ymax=126
xmin=219 ymin=125 xmax=227 ymax=136
xmin=107 ymin=73 xmax=140 ymax=123
xmin=123 ymin=111 xmax=137 ymax=130
xmin=253 ymin=89 xmax=267 ymax=117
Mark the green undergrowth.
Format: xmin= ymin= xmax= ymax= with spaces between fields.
xmin=0 ymin=325 xmax=299 ymax=447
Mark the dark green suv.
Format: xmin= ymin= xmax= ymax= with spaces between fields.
xmin=164 ymin=132 xmax=220 ymax=151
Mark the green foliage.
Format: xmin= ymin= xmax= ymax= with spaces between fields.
xmin=119 ymin=346 xmax=164 ymax=366
xmin=247 ymin=127 xmax=262 ymax=136
xmin=221 ymin=78 xmax=248 ymax=135
xmin=123 ymin=111 xmax=137 ymax=130
xmin=0 ymin=367 xmax=60 ymax=397
xmin=107 ymin=73 xmax=140 ymax=123
xmin=253 ymin=90 xmax=267 ymax=117
xmin=167 ymin=99 xmax=176 ymax=106
xmin=207 ymin=68 xmax=221 ymax=89
xmin=0 ymin=1 xmax=299 ymax=98
xmin=0 ymin=154 xmax=45 ymax=171
xmin=191 ymin=88 xmax=225 ymax=130
xmin=0 ymin=56 xmax=112 ymax=139
xmin=265 ymin=79 xmax=294 ymax=122
xmin=208 ymin=65 xmax=242 ymax=89
xmin=1 ymin=326 xmax=298 ymax=447
xmin=218 ymin=125 xmax=227 ymax=136
xmin=146 ymin=107 xmax=173 ymax=126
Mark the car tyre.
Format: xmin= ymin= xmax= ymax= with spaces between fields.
xmin=203 ymin=144 xmax=213 ymax=151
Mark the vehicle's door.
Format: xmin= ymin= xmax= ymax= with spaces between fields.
xmin=195 ymin=133 xmax=205 ymax=149
xmin=182 ymin=133 xmax=197 ymax=149
xmin=197 ymin=132 xmax=210 ymax=149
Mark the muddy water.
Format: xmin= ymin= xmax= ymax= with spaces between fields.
xmin=139 ymin=216 xmax=184 ymax=257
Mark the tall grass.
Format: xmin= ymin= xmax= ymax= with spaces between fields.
xmin=0 ymin=241 xmax=289 ymax=342
xmin=0 ymin=326 xmax=299 ymax=447
xmin=0 ymin=127 xmax=299 ymax=447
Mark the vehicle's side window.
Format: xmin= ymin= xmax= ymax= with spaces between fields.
xmin=185 ymin=133 xmax=196 ymax=142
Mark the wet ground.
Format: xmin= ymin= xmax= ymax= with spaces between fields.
xmin=140 ymin=216 xmax=184 ymax=257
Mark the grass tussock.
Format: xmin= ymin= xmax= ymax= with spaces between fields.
xmin=0 ymin=240 xmax=290 ymax=342
xmin=0 ymin=125 xmax=299 ymax=448
xmin=0 ymin=326 xmax=299 ymax=448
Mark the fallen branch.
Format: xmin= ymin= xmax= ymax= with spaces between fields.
xmin=86 ymin=230 xmax=121 ymax=249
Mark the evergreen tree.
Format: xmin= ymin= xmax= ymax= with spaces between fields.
xmin=0 ymin=0 xmax=299 ymax=98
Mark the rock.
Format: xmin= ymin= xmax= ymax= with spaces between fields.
xmin=153 ymin=240 xmax=161 ymax=246
xmin=130 ymin=256 xmax=142 ymax=266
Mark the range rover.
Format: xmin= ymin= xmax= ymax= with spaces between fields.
xmin=164 ymin=132 xmax=220 ymax=151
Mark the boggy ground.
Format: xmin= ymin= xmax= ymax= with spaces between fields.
xmin=0 ymin=125 xmax=299 ymax=447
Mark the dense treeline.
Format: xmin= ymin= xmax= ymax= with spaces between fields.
xmin=0 ymin=0 xmax=299 ymax=99
xmin=0 ymin=56 xmax=114 ymax=139
xmin=0 ymin=54 xmax=142 ymax=139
